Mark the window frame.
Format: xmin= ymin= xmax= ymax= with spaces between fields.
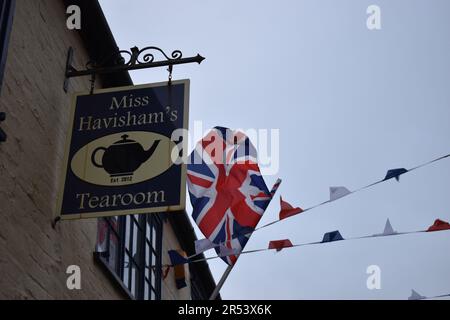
xmin=94 ymin=214 xmax=163 ymax=300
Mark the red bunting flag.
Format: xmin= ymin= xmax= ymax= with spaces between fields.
xmin=268 ymin=239 xmax=294 ymax=252
xmin=279 ymin=197 xmax=303 ymax=220
xmin=427 ymin=219 xmax=450 ymax=232
xmin=163 ymin=266 xmax=171 ymax=280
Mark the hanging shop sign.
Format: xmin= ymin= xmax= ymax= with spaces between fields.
xmin=56 ymin=80 xmax=189 ymax=219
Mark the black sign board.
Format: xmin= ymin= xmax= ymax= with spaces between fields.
xmin=56 ymin=80 xmax=189 ymax=219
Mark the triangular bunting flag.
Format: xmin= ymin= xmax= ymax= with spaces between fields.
xmin=218 ymin=245 xmax=241 ymax=257
xmin=268 ymin=239 xmax=293 ymax=252
xmin=408 ymin=289 xmax=426 ymax=300
xmin=168 ymin=250 xmax=188 ymax=289
xmin=329 ymin=187 xmax=351 ymax=201
xmin=174 ymin=264 xmax=187 ymax=289
xmin=427 ymin=219 xmax=450 ymax=232
xmin=218 ymin=238 xmax=241 ymax=257
xmin=373 ymin=218 xmax=397 ymax=236
xmin=194 ymin=239 xmax=218 ymax=254
xmin=383 ymin=218 xmax=396 ymax=235
xmin=168 ymin=250 xmax=190 ymax=266
xmin=384 ymin=168 xmax=408 ymax=182
xmin=279 ymin=197 xmax=303 ymax=220
xmin=322 ymin=230 xmax=344 ymax=243
xmin=163 ymin=266 xmax=171 ymax=280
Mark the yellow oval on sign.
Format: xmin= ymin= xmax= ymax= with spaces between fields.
xmin=71 ymin=131 xmax=177 ymax=186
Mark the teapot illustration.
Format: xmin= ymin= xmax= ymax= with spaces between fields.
xmin=91 ymin=134 xmax=161 ymax=177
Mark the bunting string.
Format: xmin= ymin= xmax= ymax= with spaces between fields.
xmin=415 ymin=293 xmax=450 ymax=300
xmin=171 ymin=124 xmax=450 ymax=298
xmin=256 ymin=153 xmax=450 ymax=231
xmin=409 ymin=289 xmax=450 ymax=300
xmin=166 ymin=219 xmax=450 ymax=267
xmin=192 ymin=152 xmax=450 ymax=252
xmin=171 ymin=150 xmax=450 ymax=299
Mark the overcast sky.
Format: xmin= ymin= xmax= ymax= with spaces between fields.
xmin=99 ymin=0 xmax=450 ymax=299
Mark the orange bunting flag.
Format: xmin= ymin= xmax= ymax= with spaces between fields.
xmin=171 ymin=250 xmax=187 ymax=289
xmin=427 ymin=219 xmax=450 ymax=232
xmin=268 ymin=239 xmax=294 ymax=252
xmin=279 ymin=197 xmax=303 ymax=220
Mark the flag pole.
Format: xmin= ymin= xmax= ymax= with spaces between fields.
xmin=208 ymin=179 xmax=282 ymax=300
xmin=208 ymin=261 xmax=236 ymax=300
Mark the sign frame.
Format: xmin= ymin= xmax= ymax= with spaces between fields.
xmin=55 ymin=79 xmax=189 ymax=220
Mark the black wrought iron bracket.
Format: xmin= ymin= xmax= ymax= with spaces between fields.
xmin=64 ymin=46 xmax=205 ymax=92
xmin=0 ymin=112 xmax=6 ymax=143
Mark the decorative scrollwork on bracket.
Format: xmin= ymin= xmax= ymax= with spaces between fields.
xmin=135 ymin=46 xmax=183 ymax=65
xmin=64 ymin=45 xmax=204 ymax=92
xmin=86 ymin=46 xmax=184 ymax=69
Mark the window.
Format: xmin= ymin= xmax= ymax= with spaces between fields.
xmin=0 ymin=0 xmax=15 ymax=92
xmin=95 ymin=214 xmax=163 ymax=300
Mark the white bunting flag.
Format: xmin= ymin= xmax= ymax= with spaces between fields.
xmin=382 ymin=218 xmax=397 ymax=235
xmin=373 ymin=218 xmax=397 ymax=237
xmin=219 ymin=240 xmax=241 ymax=257
xmin=219 ymin=247 xmax=240 ymax=257
xmin=408 ymin=289 xmax=426 ymax=300
xmin=329 ymin=186 xmax=351 ymax=201
xmin=194 ymin=239 xmax=218 ymax=254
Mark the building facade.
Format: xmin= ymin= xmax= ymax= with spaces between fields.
xmin=0 ymin=0 xmax=217 ymax=300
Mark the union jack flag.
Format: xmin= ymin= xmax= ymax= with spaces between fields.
xmin=187 ymin=127 xmax=279 ymax=265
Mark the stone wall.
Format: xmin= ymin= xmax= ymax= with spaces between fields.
xmin=0 ymin=0 xmax=188 ymax=300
